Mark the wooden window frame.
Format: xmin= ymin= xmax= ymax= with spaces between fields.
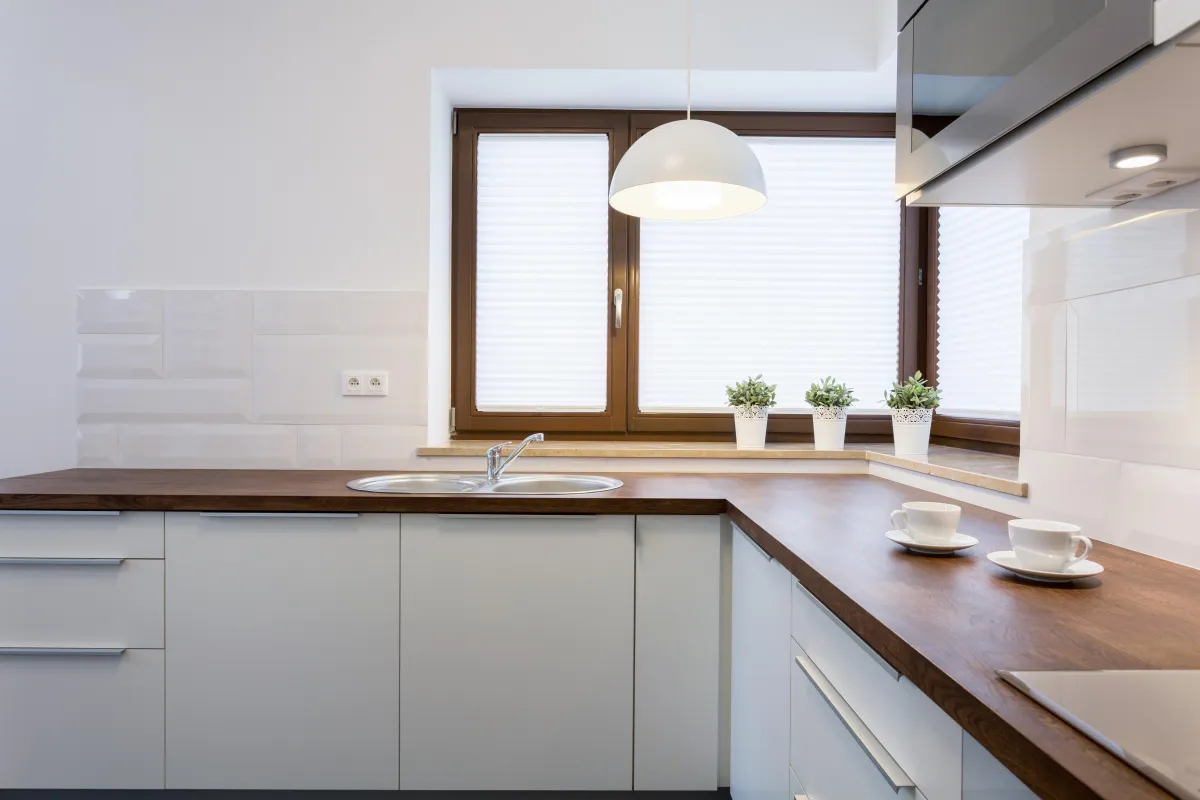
xmin=451 ymin=108 xmax=1019 ymax=452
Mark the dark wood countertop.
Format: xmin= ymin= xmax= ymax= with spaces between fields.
xmin=1 ymin=468 xmax=1196 ymax=800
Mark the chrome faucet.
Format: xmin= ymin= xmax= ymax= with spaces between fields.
xmin=486 ymin=433 xmax=544 ymax=482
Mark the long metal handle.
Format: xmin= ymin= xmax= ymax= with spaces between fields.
xmin=613 ymin=288 xmax=623 ymax=330
xmin=738 ymin=527 xmax=773 ymax=561
xmin=794 ymin=647 xmax=915 ymax=792
xmin=795 ymin=580 xmax=900 ymax=681
xmin=198 ymin=512 xmax=359 ymax=519
xmin=0 ymin=648 xmax=126 ymax=657
xmin=0 ymin=510 xmax=120 ymax=516
xmin=0 ymin=557 xmax=124 ymax=566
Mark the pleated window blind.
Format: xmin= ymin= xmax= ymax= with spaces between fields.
xmin=935 ymin=206 xmax=1030 ymax=419
xmin=638 ymin=137 xmax=901 ymax=411
xmin=474 ymin=133 xmax=610 ymax=412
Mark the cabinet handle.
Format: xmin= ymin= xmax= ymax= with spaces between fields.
xmin=0 ymin=510 xmax=120 ymax=516
xmin=0 ymin=557 xmax=124 ymax=566
xmin=739 ymin=528 xmax=773 ymax=561
xmin=435 ymin=514 xmax=597 ymax=520
xmin=0 ymin=648 xmax=126 ymax=657
xmin=199 ymin=512 xmax=359 ymax=519
xmin=795 ymin=581 xmax=900 ymax=681
xmin=794 ymin=647 xmax=915 ymax=792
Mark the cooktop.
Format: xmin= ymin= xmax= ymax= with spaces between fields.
xmin=999 ymin=669 xmax=1200 ymax=800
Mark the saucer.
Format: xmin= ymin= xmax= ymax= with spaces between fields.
xmin=987 ymin=550 xmax=1104 ymax=583
xmin=885 ymin=529 xmax=978 ymax=555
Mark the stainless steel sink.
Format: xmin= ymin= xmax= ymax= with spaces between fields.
xmin=483 ymin=474 xmax=624 ymax=495
xmin=346 ymin=473 xmax=622 ymax=495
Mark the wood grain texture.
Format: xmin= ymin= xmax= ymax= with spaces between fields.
xmin=0 ymin=469 xmax=1195 ymax=800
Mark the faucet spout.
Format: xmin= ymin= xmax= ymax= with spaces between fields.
xmin=486 ymin=433 xmax=544 ymax=482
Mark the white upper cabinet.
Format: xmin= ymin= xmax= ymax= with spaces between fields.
xmin=400 ymin=513 xmax=634 ymax=791
xmin=164 ymin=512 xmax=400 ymax=790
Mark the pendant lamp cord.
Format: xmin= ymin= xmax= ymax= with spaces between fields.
xmin=685 ymin=0 xmax=692 ymax=119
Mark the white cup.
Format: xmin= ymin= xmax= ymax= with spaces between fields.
xmin=1008 ymin=519 xmax=1092 ymax=572
xmin=890 ymin=501 xmax=961 ymax=544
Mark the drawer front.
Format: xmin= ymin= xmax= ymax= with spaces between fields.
xmin=0 ymin=648 xmax=165 ymax=788
xmin=791 ymin=581 xmax=961 ymax=800
xmin=789 ymin=640 xmax=910 ymax=800
xmin=0 ymin=511 xmax=163 ymax=558
xmin=0 ymin=559 xmax=163 ymax=648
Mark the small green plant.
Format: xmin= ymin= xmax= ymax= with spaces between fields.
xmin=725 ymin=374 xmax=777 ymax=408
xmin=805 ymin=376 xmax=857 ymax=409
xmin=883 ymin=371 xmax=942 ymax=410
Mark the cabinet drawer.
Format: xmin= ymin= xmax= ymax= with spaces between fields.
xmin=0 ymin=511 xmax=163 ymax=558
xmin=0 ymin=648 xmax=164 ymax=788
xmin=790 ymin=639 xmax=917 ymax=800
xmin=0 ymin=558 xmax=163 ymax=648
xmin=791 ymin=581 xmax=961 ymax=800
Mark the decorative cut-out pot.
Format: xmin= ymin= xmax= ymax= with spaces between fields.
xmin=733 ymin=405 xmax=769 ymax=450
xmin=812 ymin=407 xmax=848 ymax=451
xmin=891 ymin=407 xmax=934 ymax=456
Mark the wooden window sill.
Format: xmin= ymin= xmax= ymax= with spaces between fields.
xmin=416 ymin=441 xmax=1025 ymax=497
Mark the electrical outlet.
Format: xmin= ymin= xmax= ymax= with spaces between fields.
xmin=364 ymin=371 xmax=388 ymax=396
xmin=341 ymin=371 xmax=364 ymax=396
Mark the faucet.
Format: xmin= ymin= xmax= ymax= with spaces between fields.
xmin=486 ymin=433 xmax=544 ymax=482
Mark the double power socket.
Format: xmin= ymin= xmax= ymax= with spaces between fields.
xmin=341 ymin=370 xmax=389 ymax=396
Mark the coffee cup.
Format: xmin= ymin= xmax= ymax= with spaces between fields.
xmin=1008 ymin=519 xmax=1092 ymax=572
xmin=890 ymin=501 xmax=961 ymax=544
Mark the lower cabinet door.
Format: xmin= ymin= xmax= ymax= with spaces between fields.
xmin=165 ymin=512 xmax=400 ymax=790
xmin=790 ymin=640 xmax=920 ymax=800
xmin=0 ymin=649 xmax=164 ymax=789
xmin=400 ymin=513 xmax=634 ymax=790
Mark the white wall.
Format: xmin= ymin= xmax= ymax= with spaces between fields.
xmin=1019 ymin=186 xmax=1200 ymax=569
xmin=0 ymin=0 xmax=894 ymax=477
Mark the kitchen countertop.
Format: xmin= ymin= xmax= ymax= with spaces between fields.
xmin=0 ymin=468 xmax=1193 ymax=800
xmin=417 ymin=440 xmax=1027 ymax=496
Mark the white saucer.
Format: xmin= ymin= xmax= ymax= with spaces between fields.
xmin=987 ymin=550 xmax=1105 ymax=583
xmin=885 ymin=529 xmax=978 ymax=555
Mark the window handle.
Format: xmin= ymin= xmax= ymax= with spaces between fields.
xmin=613 ymin=288 xmax=623 ymax=330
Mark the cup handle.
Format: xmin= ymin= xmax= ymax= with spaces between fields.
xmin=890 ymin=509 xmax=907 ymax=533
xmin=1066 ymin=534 xmax=1093 ymax=569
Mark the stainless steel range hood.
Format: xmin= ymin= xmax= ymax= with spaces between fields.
xmin=905 ymin=22 xmax=1200 ymax=208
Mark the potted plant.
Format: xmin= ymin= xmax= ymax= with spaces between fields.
xmin=805 ymin=376 xmax=857 ymax=451
xmin=725 ymin=375 xmax=777 ymax=450
xmin=883 ymin=371 xmax=942 ymax=456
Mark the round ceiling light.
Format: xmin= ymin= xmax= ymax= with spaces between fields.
xmin=1109 ymin=144 xmax=1167 ymax=170
xmin=608 ymin=119 xmax=767 ymax=221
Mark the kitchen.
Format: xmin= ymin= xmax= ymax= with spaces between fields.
xmin=1 ymin=0 xmax=1199 ymax=798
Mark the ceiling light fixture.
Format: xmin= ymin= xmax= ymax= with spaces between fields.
xmin=608 ymin=0 xmax=767 ymax=221
xmin=1109 ymin=144 xmax=1168 ymax=170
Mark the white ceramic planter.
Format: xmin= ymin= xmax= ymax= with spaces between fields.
xmin=811 ymin=407 xmax=848 ymax=450
xmin=891 ymin=408 xmax=934 ymax=456
xmin=733 ymin=406 xmax=769 ymax=450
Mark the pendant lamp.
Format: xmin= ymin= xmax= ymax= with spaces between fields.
xmin=608 ymin=1 xmax=767 ymax=221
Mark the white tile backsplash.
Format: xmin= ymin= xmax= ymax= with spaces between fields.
xmin=77 ymin=334 xmax=163 ymax=378
xmin=77 ymin=290 xmax=163 ymax=334
xmin=252 ymin=334 xmax=425 ymax=424
xmin=163 ymin=291 xmax=253 ymax=378
xmin=75 ymin=289 xmax=428 ymax=470
xmin=254 ymin=291 xmax=427 ymax=335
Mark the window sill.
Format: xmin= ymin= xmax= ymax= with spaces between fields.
xmin=416 ymin=441 xmax=1025 ymax=497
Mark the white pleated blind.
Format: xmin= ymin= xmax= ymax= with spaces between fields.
xmin=638 ymin=137 xmax=901 ymax=411
xmin=936 ymin=206 xmax=1030 ymax=419
xmin=474 ymin=133 xmax=610 ymax=411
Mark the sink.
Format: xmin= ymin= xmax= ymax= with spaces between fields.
xmin=346 ymin=474 xmax=491 ymax=494
xmin=346 ymin=473 xmax=622 ymax=495
xmin=483 ymin=474 xmax=624 ymax=495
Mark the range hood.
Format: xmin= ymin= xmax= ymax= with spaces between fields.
xmin=900 ymin=5 xmax=1200 ymax=208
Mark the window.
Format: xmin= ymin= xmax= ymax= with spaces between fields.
xmin=934 ymin=207 xmax=1030 ymax=419
xmin=452 ymin=110 xmax=1021 ymax=451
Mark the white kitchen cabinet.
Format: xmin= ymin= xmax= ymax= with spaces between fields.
xmin=0 ymin=510 xmax=163 ymax=558
xmin=963 ymin=733 xmax=1039 ymax=800
xmin=730 ymin=524 xmax=792 ymax=800
xmin=400 ymin=513 xmax=634 ymax=790
xmin=634 ymin=514 xmax=721 ymax=790
xmin=164 ymin=512 xmax=400 ymax=790
xmin=0 ymin=649 xmax=164 ymax=789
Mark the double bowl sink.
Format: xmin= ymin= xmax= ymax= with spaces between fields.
xmin=347 ymin=473 xmax=623 ymax=495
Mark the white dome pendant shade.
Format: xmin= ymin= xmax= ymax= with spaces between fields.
xmin=608 ymin=119 xmax=768 ymax=221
